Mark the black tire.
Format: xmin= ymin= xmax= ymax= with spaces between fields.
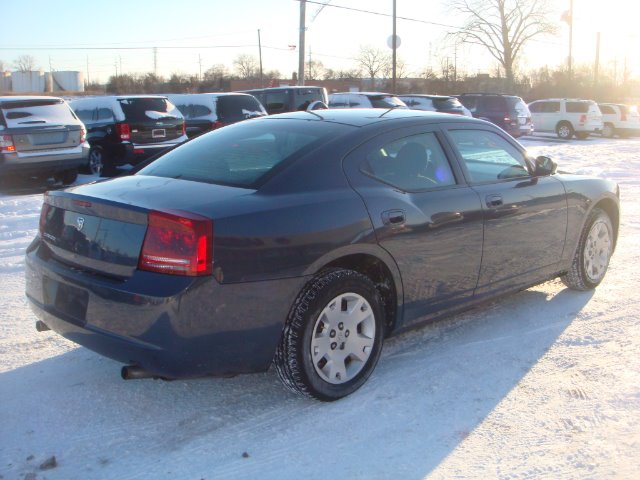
xmin=54 ymin=169 xmax=78 ymax=186
xmin=561 ymin=208 xmax=614 ymax=291
xmin=556 ymin=121 xmax=574 ymax=139
xmin=602 ymin=123 xmax=615 ymax=138
xmin=274 ymin=268 xmax=385 ymax=401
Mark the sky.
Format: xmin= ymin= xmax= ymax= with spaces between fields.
xmin=0 ymin=0 xmax=637 ymax=84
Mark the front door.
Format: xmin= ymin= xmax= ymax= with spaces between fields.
xmin=343 ymin=126 xmax=484 ymax=328
xmin=444 ymin=127 xmax=568 ymax=296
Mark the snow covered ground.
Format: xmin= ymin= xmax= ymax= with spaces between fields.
xmin=1 ymin=134 xmax=639 ymax=480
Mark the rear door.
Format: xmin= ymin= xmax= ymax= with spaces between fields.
xmin=118 ymin=97 xmax=184 ymax=144
xmin=343 ymin=125 xmax=483 ymax=327
xmin=444 ymin=126 xmax=567 ymax=296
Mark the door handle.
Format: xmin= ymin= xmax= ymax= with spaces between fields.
xmin=485 ymin=194 xmax=503 ymax=208
xmin=381 ymin=209 xmax=406 ymax=227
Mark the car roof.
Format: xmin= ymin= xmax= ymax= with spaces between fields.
xmin=331 ymin=92 xmax=397 ymax=97
xmin=0 ymin=95 xmax=64 ymax=102
xmin=266 ymin=108 xmax=477 ymax=127
xmin=399 ymin=94 xmax=453 ymax=100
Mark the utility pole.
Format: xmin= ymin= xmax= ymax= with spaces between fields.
xmin=86 ymin=55 xmax=90 ymax=86
xmin=119 ymin=56 xmax=123 ymax=77
xmin=392 ymin=0 xmax=397 ymax=94
xmin=298 ymin=0 xmax=306 ymax=86
xmin=594 ymin=32 xmax=600 ymax=86
xmin=198 ymin=54 xmax=203 ymax=82
xmin=258 ymin=29 xmax=264 ymax=87
xmin=153 ymin=47 xmax=158 ymax=77
xmin=568 ymin=0 xmax=573 ymax=80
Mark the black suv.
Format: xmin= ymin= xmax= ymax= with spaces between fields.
xmin=240 ymin=86 xmax=328 ymax=115
xmin=70 ymin=95 xmax=187 ymax=176
xmin=168 ymin=93 xmax=267 ymax=138
xmin=457 ymin=93 xmax=533 ymax=138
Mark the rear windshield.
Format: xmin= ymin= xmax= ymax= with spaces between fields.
xmin=137 ymin=119 xmax=345 ymax=188
xmin=217 ymin=95 xmax=266 ymax=122
xmin=432 ymin=97 xmax=463 ymax=109
xmin=0 ymin=98 xmax=78 ymax=128
xmin=369 ymin=95 xmax=406 ymax=108
xmin=294 ymin=88 xmax=326 ymax=110
xmin=118 ymin=97 xmax=182 ymax=122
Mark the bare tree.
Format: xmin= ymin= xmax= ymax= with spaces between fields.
xmin=13 ymin=55 xmax=38 ymax=72
xmin=233 ymin=54 xmax=258 ymax=80
xmin=356 ymin=45 xmax=391 ymax=83
xmin=203 ymin=64 xmax=228 ymax=82
xmin=450 ymin=0 xmax=557 ymax=89
xmin=306 ymin=60 xmax=326 ymax=81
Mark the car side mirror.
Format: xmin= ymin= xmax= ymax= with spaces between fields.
xmin=534 ymin=155 xmax=557 ymax=176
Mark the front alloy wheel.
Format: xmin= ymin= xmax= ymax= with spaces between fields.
xmin=562 ymin=208 xmax=614 ymax=290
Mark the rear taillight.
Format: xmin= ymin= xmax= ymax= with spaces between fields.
xmin=139 ymin=210 xmax=213 ymax=276
xmin=39 ymin=198 xmax=52 ymax=235
xmin=115 ymin=123 xmax=131 ymax=140
xmin=181 ymin=122 xmax=186 ymax=136
xmin=579 ymin=114 xmax=587 ymax=123
xmin=621 ymin=112 xmax=627 ymax=121
xmin=1 ymin=134 xmax=15 ymax=153
xmin=212 ymin=120 xmax=224 ymax=130
xmin=80 ymin=127 xmax=86 ymax=143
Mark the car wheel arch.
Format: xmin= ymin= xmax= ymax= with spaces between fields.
xmin=303 ymin=246 xmax=403 ymax=335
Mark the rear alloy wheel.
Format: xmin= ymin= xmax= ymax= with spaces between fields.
xmin=87 ymin=146 xmax=106 ymax=176
xmin=556 ymin=121 xmax=574 ymax=139
xmin=274 ymin=269 xmax=384 ymax=401
xmin=602 ymin=123 xmax=615 ymax=138
xmin=562 ymin=208 xmax=614 ymax=291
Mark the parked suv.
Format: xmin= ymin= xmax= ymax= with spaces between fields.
xmin=240 ymin=86 xmax=328 ymax=115
xmin=398 ymin=94 xmax=470 ymax=116
xmin=70 ymin=95 xmax=187 ymax=176
xmin=598 ymin=103 xmax=640 ymax=138
xmin=167 ymin=93 xmax=267 ymax=138
xmin=328 ymin=92 xmax=407 ymax=109
xmin=0 ymin=96 xmax=88 ymax=185
xmin=457 ymin=93 xmax=533 ymax=137
xmin=528 ymin=98 xmax=603 ymax=139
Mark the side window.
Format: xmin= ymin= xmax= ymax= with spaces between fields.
xmin=483 ymin=96 xmax=505 ymax=112
xmin=74 ymin=108 xmax=95 ymax=123
xmin=190 ymin=104 xmax=212 ymax=118
xmin=599 ymin=105 xmax=615 ymax=115
xmin=97 ymin=107 xmax=114 ymax=122
xmin=460 ymin=96 xmax=477 ymax=113
xmin=542 ymin=102 xmax=560 ymax=113
xmin=361 ymin=132 xmax=456 ymax=191
xmin=566 ymin=102 xmax=589 ymax=113
xmin=449 ymin=129 xmax=530 ymax=183
xmin=265 ymin=91 xmax=287 ymax=113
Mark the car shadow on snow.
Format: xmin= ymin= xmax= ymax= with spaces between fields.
xmin=1 ymin=282 xmax=594 ymax=478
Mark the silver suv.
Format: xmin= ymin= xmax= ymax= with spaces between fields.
xmin=528 ymin=98 xmax=603 ymax=139
xmin=328 ymin=92 xmax=407 ymax=109
xmin=0 ymin=96 xmax=89 ymax=185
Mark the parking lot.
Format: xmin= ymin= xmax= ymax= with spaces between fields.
xmin=1 ymin=133 xmax=639 ymax=479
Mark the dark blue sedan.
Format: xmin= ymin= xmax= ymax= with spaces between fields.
xmin=25 ymin=109 xmax=619 ymax=400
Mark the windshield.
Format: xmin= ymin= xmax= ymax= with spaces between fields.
xmin=118 ymin=97 xmax=182 ymax=122
xmin=369 ymin=95 xmax=407 ymax=109
xmin=138 ymin=119 xmax=345 ymax=188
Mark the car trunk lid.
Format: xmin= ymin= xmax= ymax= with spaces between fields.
xmin=39 ymin=176 xmax=253 ymax=279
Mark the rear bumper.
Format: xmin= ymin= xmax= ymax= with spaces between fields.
xmin=0 ymin=143 xmax=89 ymax=175
xmin=25 ymin=238 xmax=306 ymax=378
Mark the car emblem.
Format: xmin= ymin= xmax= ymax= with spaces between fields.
xmin=76 ymin=217 xmax=85 ymax=231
